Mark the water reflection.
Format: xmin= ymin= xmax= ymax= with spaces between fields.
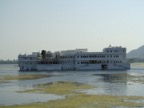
xmin=101 ymin=73 xmax=127 ymax=83
xmin=101 ymin=73 xmax=127 ymax=96
xmin=82 ymin=73 xmax=128 ymax=96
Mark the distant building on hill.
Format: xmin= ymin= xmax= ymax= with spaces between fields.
xmin=0 ymin=59 xmax=18 ymax=64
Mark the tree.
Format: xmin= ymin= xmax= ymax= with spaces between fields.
xmin=41 ymin=50 xmax=46 ymax=59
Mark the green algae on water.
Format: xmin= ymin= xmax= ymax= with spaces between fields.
xmin=0 ymin=74 xmax=49 ymax=81
xmin=1 ymin=81 xmax=144 ymax=108
xmin=19 ymin=81 xmax=94 ymax=95
xmin=0 ymin=94 xmax=144 ymax=108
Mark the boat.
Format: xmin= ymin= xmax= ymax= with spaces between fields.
xmin=18 ymin=46 xmax=130 ymax=71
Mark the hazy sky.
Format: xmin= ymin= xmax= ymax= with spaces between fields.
xmin=0 ymin=0 xmax=144 ymax=60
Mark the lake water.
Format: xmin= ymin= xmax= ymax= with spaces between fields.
xmin=0 ymin=63 xmax=144 ymax=106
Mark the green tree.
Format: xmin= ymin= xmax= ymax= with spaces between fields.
xmin=41 ymin=50 xmax=46 ymax=59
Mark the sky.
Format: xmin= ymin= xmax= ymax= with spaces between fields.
xmin=0 ymin=0 xmax=144 ymax=60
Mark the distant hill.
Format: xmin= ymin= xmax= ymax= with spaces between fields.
xmin=127 ymin=45 xmax=144 ymax=59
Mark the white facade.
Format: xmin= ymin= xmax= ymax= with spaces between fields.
xmin=18 ymin=46 xmax=130 ymax=71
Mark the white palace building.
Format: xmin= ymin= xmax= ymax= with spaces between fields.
xmin=18 ymin=46 xmax=130 ymax=71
